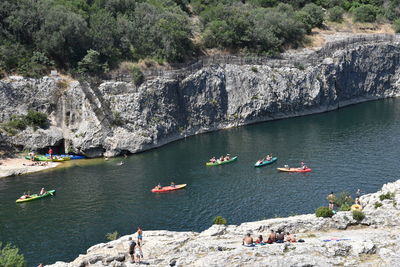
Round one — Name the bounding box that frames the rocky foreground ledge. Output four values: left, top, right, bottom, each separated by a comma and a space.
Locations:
48, 179, 400, 267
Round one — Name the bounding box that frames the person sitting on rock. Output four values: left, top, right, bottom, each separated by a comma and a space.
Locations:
285, 232, 296, 243
242, 233, 254, 246
255, 235, 264, 244
355, 197, 361, 205
267, 230, 276, 244
275, 230, 285, 243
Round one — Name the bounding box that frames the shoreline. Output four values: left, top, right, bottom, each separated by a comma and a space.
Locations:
47, 178, 400, 267
0, 157, 60, 178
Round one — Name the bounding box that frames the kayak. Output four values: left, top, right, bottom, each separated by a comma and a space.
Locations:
24, 155, 51, 161
151, 184, 187, 193
254, 157, 278, 167
277, 167, 312, 173
16, 190, 56, 203
206, 156, 238, 166
51, 157, 71, 162
45, 154, 86, 160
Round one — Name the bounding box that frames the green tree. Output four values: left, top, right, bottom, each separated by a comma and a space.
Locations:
328, 6, 345, 22
353, 4, 377, 22
34, 4, 89, 67
392, 19, 400, 33
296, 3, 325, 33
78, 49, 106, 75
0, 242, 26, 267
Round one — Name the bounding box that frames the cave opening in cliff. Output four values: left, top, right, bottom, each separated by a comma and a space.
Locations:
37, 139, 66, 155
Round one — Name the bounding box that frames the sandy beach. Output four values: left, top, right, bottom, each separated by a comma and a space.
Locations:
0, 157, 60, 178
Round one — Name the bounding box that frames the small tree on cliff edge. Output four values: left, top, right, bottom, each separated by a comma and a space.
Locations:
0, 242, 26, 267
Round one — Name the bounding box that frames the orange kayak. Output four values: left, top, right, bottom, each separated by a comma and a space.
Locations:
277, 167, 312, 173
151, 184, 187, 193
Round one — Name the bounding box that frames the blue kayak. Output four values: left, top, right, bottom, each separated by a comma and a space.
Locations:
45, 154, 86, 160
254, 157, 278, 167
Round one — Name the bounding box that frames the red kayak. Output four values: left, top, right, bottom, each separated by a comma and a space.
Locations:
151, 184, 187, 193
277, 167, 312, 173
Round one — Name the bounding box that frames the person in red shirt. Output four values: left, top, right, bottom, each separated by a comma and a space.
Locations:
48, 148, 53, 159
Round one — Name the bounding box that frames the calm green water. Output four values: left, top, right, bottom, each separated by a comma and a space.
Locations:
1, 98, 400, 266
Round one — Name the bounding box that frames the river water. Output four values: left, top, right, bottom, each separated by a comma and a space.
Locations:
1, 98, 400, 266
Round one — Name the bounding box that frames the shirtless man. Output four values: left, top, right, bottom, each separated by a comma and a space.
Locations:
268, 230, 277, 243
242, 233, 253, 246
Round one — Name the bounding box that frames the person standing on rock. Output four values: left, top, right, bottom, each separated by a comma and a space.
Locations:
137, 226, 143, 245
134, 242, 143, 263
327, 192, 336, 210
128, 237, 136, 263
48, 147, 53, 159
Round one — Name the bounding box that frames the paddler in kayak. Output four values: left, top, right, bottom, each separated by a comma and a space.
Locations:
155, 183, 162, 190
225, 154, 231, 160
209, 157, 216, 163
219, 156, 224, 162
20, 192, 31, 200
170, 182, 175, 188
39, 188, 47, 195
300, 162, 308, 170
265, 154, 272, 161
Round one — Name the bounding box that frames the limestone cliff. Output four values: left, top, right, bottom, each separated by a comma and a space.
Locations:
1, 36, 400, 157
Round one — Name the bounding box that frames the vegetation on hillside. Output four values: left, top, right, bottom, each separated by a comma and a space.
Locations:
0, 0, 399, 77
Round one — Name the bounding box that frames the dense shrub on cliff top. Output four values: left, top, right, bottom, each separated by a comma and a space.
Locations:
213, 216, 228, 225
334, 191, 353, 208
0, 0, 399, 76
0, 242, 26, 267
315, 206, 334, 217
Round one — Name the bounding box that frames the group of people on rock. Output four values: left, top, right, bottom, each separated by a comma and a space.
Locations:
243, 230, 302, 246
209, 154, 231, 163
128, 227, 144, 264
327, 189, 363, 210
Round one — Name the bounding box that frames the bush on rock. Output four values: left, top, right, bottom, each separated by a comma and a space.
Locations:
352, 210, 365, 221
315, 206, 334, 218
213, 216, 228, 225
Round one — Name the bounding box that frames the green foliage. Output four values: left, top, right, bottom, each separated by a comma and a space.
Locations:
251, 66, 258, 72
296, 3, 325, 33
328, 6, 345, 22
352, 210, 365, 221
25, 110, 49, 129
315, 206, 334, 217
78, 49, 107, 75
213, 216, 228, 225
105, 231, 119, 241
334, 191, 353, 208
353, 4, 377, 23
392, 19, 400, 33
112, 111, 123, 126
0, 242, 26, 267
339, 203, 351, 211
379, 192, 395, 201
131, 65, 144, 86
374, 202, 382, 209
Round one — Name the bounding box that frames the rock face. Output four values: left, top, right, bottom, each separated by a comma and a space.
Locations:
46, 179, 400, 267
1, 37, 400, 157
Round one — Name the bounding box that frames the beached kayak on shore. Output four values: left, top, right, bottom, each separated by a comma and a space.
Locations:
16, 190, 56, 203
151, 184, 187, 193
277, 167, 312, 173
206, 156, 238, 166
254, 157, 278, 167
45, 154, 86, 160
